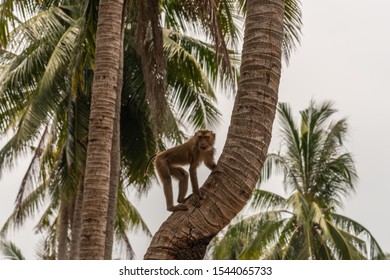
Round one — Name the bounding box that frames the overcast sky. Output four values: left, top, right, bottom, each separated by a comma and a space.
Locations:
1, 0, 390, 259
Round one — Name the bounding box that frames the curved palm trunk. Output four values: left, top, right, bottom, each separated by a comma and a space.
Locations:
144, 0, 285, 259
79, 0, 125, 260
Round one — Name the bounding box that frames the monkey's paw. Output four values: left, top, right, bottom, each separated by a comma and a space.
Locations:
168, 204, 188, 212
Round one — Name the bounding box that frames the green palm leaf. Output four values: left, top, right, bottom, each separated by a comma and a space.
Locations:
330, 213, 385, 259
114, 184, 152, 259
161, 0, 242, 76
251, 189, 288, 211
1, 182, 47, 236
0, 240, 25, 260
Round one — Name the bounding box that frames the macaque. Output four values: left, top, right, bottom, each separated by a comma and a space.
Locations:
145, 130, 217, 212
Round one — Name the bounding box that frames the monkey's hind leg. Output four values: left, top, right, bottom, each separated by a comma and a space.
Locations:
168, 166, 188, 211
156, 159, 187, 212
170, 167, 189, 203
163, 177, 187, 212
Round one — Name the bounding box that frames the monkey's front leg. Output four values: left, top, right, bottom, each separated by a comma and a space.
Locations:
205, 158, 217, 171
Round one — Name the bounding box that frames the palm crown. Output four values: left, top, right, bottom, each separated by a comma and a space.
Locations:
212, 101, 385, 260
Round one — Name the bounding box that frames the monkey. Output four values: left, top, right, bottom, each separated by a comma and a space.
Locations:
145, 130, 217, 212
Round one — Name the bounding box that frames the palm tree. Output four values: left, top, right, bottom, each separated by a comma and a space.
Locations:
78, 0, 125, 260
1, 0, 301, 259
144, 0, 288, 259
0, 0, 240, 258
211, 101, 385, 260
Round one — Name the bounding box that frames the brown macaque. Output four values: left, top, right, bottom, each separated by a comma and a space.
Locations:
145, 130, 217, 212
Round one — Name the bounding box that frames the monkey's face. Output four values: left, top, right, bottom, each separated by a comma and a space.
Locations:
196, 131, 215, 151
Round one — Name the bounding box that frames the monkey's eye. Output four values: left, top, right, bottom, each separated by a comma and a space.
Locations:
205, 136, 209, 140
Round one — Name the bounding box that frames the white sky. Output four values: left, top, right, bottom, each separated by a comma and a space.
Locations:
1, 0, 390, 259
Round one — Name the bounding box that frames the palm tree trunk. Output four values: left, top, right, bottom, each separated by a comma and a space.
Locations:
104, 16, 125, 260
79, 0, 125, 260
69, 176, 84, 259
57, 200, 69, 260
144, 0, 285, 259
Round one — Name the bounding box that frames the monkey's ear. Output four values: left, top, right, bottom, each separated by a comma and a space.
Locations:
213, 132, 216, 138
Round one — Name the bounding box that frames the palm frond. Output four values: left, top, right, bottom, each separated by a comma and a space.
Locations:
34, 212, 58, 260
135, 0, 168, 130
114, 230, 136, 260
0, 86, 63, 179
4, 6, 74, 55
120, 90, 157, 188
164, 30, 216, 99
259, 153, 288, 183
0, 7, 77, 176
277, 102, 304, 190
215, 0, 243, 49
34, 200, 58, 233
212, 211, 290, 260
1, 182, 47, 236
0, 240, 25, 260
251, 189, 287, 211
113, 184, 151, 259
169, 84, 222, 130
330, 213, 385, 259
325, 221, 366, 260
164, 27, 239, 89
14, 125, 49, 214
0, 6, 76, 121
193, 0, 236, 75
264, 218, 298, 260
282, 0, 302, 64
241, 214, 290, 259
161, 0, 242, 77
0, 0, 41, 47
316, 118, 349, 169
212, 216, 256, 259
116, 186, 151, 237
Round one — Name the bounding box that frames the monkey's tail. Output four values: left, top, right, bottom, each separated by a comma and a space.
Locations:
144, 153, 158, 176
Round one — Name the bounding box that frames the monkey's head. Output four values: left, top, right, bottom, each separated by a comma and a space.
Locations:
195, 130, 216, 151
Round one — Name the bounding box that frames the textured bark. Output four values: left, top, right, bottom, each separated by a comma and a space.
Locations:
104, 17, 125, 260
144, 0, 284, 259
80, 0, 125, 260
57, 201, 69, 260
69, 177, 83, 260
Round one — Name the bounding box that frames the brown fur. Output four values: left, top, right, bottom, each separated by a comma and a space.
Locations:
145, 130, 217, 211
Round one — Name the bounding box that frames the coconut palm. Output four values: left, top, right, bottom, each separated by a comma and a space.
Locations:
211, 101, 385, 260
145, 0, 287, 259
0, 0, 240, 259
0, 1, 302, 260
